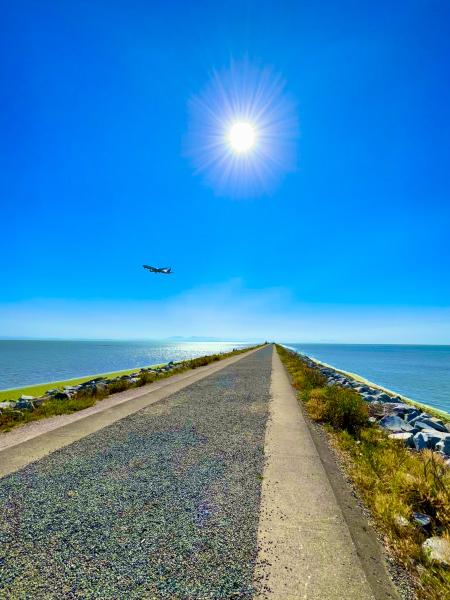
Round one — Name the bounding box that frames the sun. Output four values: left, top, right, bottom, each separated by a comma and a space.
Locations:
186, 60, 297, 196
228, 122, 256, 153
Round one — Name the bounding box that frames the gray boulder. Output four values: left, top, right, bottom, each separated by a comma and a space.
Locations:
388, 432, 414, 447
53, 391, 71, 400
417, 417, 448, 433
355, 385, 370, 393
413, 431, 429, 450
15, 399, 34, 410
435, 436, 450, 455
379, 415, 413, 432
18, 394, 36, 401
413, 429, 449, 450
422, 537, 450, 566
412, 420, 432, 431
405, 409, 421, 422
0, 401, 16, 409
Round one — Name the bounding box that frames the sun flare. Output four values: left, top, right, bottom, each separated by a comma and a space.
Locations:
186, 60, 297, 196
228, 122, 256, 153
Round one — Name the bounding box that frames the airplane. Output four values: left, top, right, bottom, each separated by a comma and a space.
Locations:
143, 265, 173, 274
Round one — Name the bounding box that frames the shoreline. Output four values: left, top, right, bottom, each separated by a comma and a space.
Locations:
0, 362, 169, 401
0, 345, 253, 401
283, 345, 450, 420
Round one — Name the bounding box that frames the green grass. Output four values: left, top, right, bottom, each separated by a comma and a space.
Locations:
0, 345, 261, 432
276, 344, 450, 600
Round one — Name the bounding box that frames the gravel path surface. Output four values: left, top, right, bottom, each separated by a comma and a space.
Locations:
0, 346, 272, 599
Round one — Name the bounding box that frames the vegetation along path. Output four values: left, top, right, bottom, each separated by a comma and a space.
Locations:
0, 345, 396, 598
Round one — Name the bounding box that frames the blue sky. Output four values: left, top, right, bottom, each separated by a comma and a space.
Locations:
1, 1, 450, 342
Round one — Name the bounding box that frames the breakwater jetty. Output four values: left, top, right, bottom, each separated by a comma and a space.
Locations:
0, 345, 415, 598
299, 352, 450, 463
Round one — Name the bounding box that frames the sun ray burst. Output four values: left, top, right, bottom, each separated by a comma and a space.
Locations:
185, 60, 298, 197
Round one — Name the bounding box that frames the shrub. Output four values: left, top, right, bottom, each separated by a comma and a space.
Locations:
137, 372, 157, 386
304, 387, 329, 421
106, 380, 134, 394
306, 385, 368, 433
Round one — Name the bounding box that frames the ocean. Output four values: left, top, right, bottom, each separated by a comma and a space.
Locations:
0, 340, 252, 390
286, 344, 450, 414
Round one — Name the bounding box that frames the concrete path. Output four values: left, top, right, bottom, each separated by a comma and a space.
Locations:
0, 345, 397, 599
254, 348, 386, 600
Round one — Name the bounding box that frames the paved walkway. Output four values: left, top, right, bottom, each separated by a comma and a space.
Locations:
0, 345, 396, 599
255, 349, 377, 600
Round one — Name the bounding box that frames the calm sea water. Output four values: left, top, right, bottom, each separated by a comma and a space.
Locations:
0, 340, 252, 390
286, 344, 450, 414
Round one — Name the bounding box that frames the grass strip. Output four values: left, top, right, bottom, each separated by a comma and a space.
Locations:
276, 344, 450, 600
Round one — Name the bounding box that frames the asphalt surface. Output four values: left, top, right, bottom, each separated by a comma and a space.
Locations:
0, 346, 272, 599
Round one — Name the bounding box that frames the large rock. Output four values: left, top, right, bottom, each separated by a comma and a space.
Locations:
435, 436, 450, 455
412, 420, 432, 431
388, 432, 414, 447
422, 537, 450, 566
405, 409, 421, 422
413, 429, 449, 450
413, 431, 429, 450
18, 395, 35, 401
361, 392, 378, 402
53, 391, 71, 400
0, 401, 16, 409
15, 399, 34, 410
418, 417, 448, 433
379, 415, 413, 432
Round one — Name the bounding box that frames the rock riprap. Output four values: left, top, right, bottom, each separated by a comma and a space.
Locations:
297, 353, 450, 463
0, 364, 180, 417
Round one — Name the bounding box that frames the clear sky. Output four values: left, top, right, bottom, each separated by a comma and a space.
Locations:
1, 1, 450, 342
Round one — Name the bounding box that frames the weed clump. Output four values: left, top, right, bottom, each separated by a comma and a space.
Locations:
306, 385, 368, 433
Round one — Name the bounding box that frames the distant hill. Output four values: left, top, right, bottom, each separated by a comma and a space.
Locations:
165, 336, 262, 343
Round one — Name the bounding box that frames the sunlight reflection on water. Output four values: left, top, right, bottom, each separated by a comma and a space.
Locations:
0, 340, 253, 389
